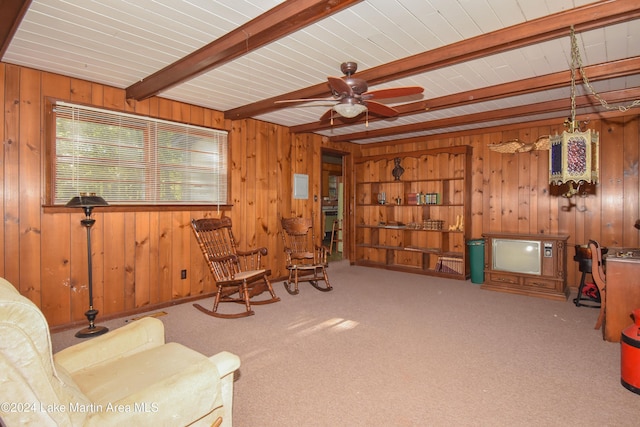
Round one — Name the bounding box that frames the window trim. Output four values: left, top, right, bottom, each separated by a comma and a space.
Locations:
44, 98, 231, 209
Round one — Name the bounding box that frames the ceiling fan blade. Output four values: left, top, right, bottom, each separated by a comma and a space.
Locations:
365, 101, 399, 117
363, 86, 424, 100
327, 76, 353, 97
275, 98, 336, 104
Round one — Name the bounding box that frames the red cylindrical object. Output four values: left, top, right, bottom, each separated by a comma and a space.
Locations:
621, 308, 640, 394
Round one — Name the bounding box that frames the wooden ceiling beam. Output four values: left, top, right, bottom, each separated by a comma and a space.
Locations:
125, 0, 362, 101
289, 56, 640, 134
226, 0, 640, 120
0, 0, 31, 60
328, 87, 640, 142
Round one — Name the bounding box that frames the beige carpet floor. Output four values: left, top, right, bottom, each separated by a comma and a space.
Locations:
52, 260, 640, 426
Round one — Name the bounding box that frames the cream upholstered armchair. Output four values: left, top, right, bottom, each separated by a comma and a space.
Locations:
0, 277, 240, 427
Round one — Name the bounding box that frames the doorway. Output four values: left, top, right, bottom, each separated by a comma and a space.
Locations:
321, 150, 345, 261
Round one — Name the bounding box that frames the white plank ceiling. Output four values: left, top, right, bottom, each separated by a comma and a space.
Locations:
3, 0, 640, 144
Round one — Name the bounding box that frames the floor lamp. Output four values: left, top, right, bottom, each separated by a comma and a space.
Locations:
66, 194, 109, 338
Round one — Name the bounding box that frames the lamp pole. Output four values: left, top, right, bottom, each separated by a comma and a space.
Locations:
76, 209, 108, 337
66, 194, 109, 338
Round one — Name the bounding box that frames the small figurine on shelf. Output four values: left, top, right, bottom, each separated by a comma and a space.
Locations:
448, 215, 464, 231
392, 157, 404, 181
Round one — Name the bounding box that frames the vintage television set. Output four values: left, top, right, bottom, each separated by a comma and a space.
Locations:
492, 238, 542, 275
482, 233, 569, 301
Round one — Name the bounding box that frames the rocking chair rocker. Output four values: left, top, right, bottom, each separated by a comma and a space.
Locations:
280, 217, 332, 295
191, 217, 280, 318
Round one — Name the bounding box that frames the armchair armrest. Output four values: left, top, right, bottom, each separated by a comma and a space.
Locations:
54, 317, 165, 374
210, 350, 240, 377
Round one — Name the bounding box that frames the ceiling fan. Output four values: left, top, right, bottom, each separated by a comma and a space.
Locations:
276, 62, 424, 120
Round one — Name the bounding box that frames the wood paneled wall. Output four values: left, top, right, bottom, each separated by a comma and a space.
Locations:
3, 61, 640, 328
0, 63, 353, 328
358, 114, 640, 291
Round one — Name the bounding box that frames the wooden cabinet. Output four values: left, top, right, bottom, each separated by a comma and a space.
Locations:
354, 146, 471, 279
601, 252, 640, 342
482, 232, 569, 301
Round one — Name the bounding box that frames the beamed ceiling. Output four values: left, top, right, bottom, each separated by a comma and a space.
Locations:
2, 0, 640, 144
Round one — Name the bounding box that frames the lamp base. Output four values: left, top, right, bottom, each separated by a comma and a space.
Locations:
75, 307, 108, 338
75, 324, 109, 338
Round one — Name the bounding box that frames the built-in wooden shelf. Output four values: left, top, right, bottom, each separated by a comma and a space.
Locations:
354, 145, 472, 279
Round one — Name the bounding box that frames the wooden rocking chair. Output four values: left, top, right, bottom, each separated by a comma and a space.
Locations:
191, 217, 280, 318
280, 217, 332, 295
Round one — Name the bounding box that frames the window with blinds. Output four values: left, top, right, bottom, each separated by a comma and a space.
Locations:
51, 101, 228, 206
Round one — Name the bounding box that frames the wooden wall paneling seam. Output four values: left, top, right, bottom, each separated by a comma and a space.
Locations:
69, 78, 92, 104
255, 121, 273, 272
134, 210, 151, 308
622, 116, 639, 248
158, 212, 173, 302
170, 211, 190, 299
501, 133, 519, 232
0, 62, 7, 277
488, 132, 503, 234
312, 134, 322, 246
4, 64, 20, 286
601, 118, 625, 246
19, 67, 41, 302
103, 212, 125, 314
188, 209, 205, 298
148, 211, 161, 304
278, 130, 292, 230
244, 119, 258, 251
124, 211, 136, 309
517, 128, 532, 235
267, 125, 285, 278
469, 135, 484, 240
0, 63, 5, 276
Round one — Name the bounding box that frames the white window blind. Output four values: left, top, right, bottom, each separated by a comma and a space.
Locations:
53, 101, 228, 205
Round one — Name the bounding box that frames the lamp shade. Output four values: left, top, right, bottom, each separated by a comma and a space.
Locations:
333, 99, 367, 118
66, 194, 109, 209
549, 129, 599, 185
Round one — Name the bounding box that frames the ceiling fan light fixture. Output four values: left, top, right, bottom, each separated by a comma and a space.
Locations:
333, 99, 367, 118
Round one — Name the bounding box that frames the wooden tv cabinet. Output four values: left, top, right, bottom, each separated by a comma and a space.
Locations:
482, 233, 569, 301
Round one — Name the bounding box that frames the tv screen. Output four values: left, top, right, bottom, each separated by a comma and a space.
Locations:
492, 238, 541, 275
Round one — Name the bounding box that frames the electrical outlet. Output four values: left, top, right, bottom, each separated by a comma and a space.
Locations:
181, 269, 187, 279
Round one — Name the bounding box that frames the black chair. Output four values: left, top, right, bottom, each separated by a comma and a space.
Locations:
573, 244, 602, 308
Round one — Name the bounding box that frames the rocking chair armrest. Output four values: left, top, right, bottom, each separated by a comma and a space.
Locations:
207, 253, 239, 264
236, 247, 268, 257
316, 244, 330, 255
315, 245, 329, 263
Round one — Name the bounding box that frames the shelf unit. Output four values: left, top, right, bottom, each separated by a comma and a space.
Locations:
354, 146, 471, 279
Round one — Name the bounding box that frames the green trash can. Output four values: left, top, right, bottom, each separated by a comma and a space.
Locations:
467, 239, 485, 284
